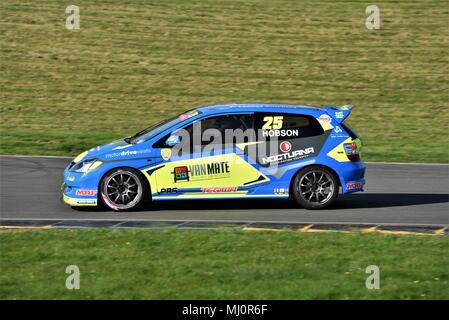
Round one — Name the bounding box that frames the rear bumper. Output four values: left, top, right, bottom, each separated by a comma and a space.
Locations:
337, 161, 366, 194
343, 179, 365, 194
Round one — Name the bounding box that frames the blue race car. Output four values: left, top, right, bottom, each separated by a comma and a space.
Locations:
62, 103, 365, 211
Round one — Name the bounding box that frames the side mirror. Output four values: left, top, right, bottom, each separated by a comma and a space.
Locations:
165, 135, 181, 147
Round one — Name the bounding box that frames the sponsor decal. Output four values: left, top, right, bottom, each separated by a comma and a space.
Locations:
335, 111, 344, 119
161, 148, 171, 161
261, 147, 315, 165
280, 141, 292, 153
116, 150, 137, 156
201, 187, 238, 193
159, 187, 178, 194
105, 149, 152, 159
172, 161, 231, 183
173, 166, 189, 182
262, 116, 283, 130
76, 199, 96, 204
179, 111, 199, 121
346, 182, 364, 189
261, 115, 299, 138
331, 126, 348, 138
75, 189, 97, 196
188, 161, 231, 180
274, 188, 288, 194
318, 114, 332, 123
262, 129, 299, 137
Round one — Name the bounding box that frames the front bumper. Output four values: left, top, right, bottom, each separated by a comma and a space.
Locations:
63, 194, 97, 206
62, 169, 101, 207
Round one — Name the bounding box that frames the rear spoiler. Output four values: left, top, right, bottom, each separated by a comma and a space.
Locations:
322, 105, 353, 123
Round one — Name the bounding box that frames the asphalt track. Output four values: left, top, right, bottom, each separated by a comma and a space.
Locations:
0, 155, 448, 226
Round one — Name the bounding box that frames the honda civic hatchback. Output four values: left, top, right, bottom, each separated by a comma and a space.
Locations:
62, 103, 366, 210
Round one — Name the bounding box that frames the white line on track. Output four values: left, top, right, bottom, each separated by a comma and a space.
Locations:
1, 217, 447, 227
365, 161, 449, 166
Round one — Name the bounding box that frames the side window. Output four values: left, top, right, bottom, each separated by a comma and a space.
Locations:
255, 113, 323, 140
196, 114, 254, 147
197, 114, 253, 144
154, 114, 254, 151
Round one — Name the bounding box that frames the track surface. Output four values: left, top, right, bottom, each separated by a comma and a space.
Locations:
0, 156, 448, 226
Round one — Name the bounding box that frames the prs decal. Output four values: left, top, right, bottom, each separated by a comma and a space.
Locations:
159, 187, 178, 194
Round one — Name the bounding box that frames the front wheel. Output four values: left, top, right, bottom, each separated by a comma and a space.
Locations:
292, 166, 339, 209
100, 168, 149, 211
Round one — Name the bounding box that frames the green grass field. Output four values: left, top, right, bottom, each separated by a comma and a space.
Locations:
0, 0, 448, 162
0, 229, 448, 299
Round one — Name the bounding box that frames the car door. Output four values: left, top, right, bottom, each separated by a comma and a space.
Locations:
151, 113, 265, 198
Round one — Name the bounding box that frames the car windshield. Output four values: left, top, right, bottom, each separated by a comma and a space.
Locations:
128, 109, 200, 144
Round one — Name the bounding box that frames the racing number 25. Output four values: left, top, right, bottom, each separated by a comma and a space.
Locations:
262, 116, 283, 130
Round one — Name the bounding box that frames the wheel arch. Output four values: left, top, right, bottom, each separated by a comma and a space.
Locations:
288, 163, 342, 198
98, 166, 152, 204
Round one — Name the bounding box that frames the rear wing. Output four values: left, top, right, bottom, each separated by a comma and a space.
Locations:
321, 105, 353, 123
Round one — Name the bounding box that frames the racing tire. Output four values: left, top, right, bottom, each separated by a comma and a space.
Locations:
99, 167, 150, 211
292, 165, 339, 210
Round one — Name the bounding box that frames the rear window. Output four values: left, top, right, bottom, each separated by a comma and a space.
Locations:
341, 122, 359, 139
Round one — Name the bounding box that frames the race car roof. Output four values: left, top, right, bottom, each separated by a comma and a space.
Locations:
196, 103, 323, 113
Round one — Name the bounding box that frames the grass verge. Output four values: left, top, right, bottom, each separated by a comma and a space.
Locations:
0, 0, 448, 162
0, 228, 448, 299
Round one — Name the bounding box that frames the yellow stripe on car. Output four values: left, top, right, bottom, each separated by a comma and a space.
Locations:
143, 153, 270, 191
152, 193, 287, 200
326, 137, 352, 162
73, 151, 88, 163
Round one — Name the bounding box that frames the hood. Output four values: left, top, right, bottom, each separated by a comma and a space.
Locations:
73, 138, 157, 163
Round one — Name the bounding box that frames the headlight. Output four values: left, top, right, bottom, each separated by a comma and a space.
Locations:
70, 159, 103, 173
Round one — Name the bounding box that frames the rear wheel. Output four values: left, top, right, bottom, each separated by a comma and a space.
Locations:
100, 168, 149, 211
292, 166, 339, 209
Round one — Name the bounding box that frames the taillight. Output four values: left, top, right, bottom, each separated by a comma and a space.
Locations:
344, 142, 361, 161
